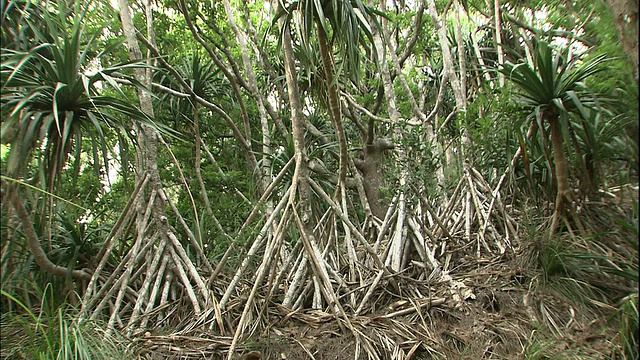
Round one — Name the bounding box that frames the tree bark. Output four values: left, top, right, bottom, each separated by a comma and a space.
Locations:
354, 138, 395, 219
222, 0, 272, 193
361, 0, 402, 219
280, 17, 312, 225
549, 114, 571, 234
317, 23, 348, 186
428, 0, 475, 244
193, 104, 214, 218
117, 0, 166, 233
607, 0, 638, 83
9, 190, 90, 280
427, 0, 465, 108
494, 0, 505, 87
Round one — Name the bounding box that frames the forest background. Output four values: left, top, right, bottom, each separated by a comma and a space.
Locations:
0, 0, 638, 358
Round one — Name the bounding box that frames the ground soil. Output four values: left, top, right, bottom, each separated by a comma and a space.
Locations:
136, 250, 635, 360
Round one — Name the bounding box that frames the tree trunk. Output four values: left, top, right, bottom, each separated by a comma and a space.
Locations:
362, 0, 401, 219
494, 0, 505, 87
549, 115, 571, 233
222, 0, 272, 194
607, 0, 638, 83
429, 0, 473, 243
193, 104, 213, 220
354, 138, 395, 219
79, 0, 213, 330
427, 0, 465, 108
281, 18, 312, 225
117, 0, 165, 230
317, 23, 348, 185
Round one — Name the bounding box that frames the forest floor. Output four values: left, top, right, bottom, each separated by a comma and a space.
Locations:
134, 186, 638, 360
136, 255, 634, 360
1, 188, 636, 360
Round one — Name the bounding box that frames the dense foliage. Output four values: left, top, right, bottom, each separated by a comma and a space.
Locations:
1, 0, 637, 358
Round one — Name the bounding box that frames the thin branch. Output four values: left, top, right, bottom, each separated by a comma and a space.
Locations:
8, 190, 91, 280
134, 33, 254, 154
504, 13, 595, 46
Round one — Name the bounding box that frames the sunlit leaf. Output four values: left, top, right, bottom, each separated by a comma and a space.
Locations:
1, 0, 167, 188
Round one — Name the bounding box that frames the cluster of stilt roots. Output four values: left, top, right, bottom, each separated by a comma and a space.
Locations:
77, 148, 596, 359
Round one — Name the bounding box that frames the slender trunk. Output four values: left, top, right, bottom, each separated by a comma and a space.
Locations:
375, 0, 412, 270
354, 138, 395, 219
193, 104, 213, 218
317, 24, 348, 185
281, 19, 312, 224
549, 115, 571, 233
454, 0, 470, 154
118, 0, 164, 233
453, 3, 473, 248
455, 0, 467, 106
495, 0, 505, 87
360, 0, 400, 218
221, 0, 272, 213
427, 0, 464, 107
429, 0, 474, 243
607, 0, 638, 83
470, 17, 493, 84
177, 0, 262, 180
454, 0, 471, 173
102, 0, 211, 328
222, 0, 271, 191
240, 3, 289, 131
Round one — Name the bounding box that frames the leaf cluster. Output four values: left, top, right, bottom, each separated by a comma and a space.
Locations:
0, 0, 159, 190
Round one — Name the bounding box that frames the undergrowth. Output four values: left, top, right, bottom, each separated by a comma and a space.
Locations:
524, 198, 639, 359
0, 284, 132, 360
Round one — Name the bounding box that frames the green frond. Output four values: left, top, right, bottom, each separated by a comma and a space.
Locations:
0, 0, 167, 188
501, 61, 548, 104
562, 55, 609, 93
500, 37, 611, 121
271, 0, 379, 84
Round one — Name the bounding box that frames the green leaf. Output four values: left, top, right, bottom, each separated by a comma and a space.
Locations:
100, 73, 123, 96
52, 82, 67, 135
551, 97, 566, 113
565, 90, 588, 120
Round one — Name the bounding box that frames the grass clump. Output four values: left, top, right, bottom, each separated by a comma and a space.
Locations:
1, 284, 131, 360
522, 195, 639, 359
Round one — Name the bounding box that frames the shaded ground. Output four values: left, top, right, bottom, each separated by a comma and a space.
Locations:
134, 247, 637, 360
2, 188, 637, 360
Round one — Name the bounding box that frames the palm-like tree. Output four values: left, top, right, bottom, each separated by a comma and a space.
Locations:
276, 0, 378, 185
1, 0, 159, 279
500, 39, 609, 234
1, 0, 154, 189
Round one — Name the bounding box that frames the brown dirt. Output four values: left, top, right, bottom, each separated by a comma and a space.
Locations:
134, 252, 635, 360
132, 192, 639, 360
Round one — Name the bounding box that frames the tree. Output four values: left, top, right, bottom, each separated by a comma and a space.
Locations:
1, 0, 153, 280
500, 39, 609, 235
606, 0, 638, 83
277, 0, 376, 186
77, 0, 214, 333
